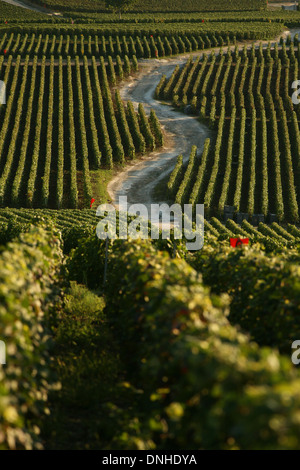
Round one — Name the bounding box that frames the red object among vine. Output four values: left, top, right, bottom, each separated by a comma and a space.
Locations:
230, 238, 249, 248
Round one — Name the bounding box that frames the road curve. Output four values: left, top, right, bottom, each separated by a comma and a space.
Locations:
108, 28, 300, 213
108, 57, 214, 216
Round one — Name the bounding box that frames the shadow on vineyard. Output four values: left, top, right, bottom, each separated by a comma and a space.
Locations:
43, 283, 136, 450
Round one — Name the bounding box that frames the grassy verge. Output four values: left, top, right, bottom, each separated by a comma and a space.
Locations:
90, 168, 115, 206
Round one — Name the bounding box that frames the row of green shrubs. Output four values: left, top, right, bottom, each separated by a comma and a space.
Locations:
0, 221, 94, 255
0, 227, 63, 449
189, 241, 300, 355
66, 235, 300, 449
107, 239, 300, 449
2, 222, 300, 449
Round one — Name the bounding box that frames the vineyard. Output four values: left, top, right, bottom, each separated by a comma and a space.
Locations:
62, 11, 300, 24
0, 31, 243, 58
1, 0, 300, 453
0, 23, 285, 39
28, 0, 268, 13
3, 2, 300, 26
1, 216, 300, 450
161, 39, 300, 222
0, 208, 299, 251
0, 50, 163, 208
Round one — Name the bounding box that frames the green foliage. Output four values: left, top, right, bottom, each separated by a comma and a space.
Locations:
138, 103, 156, 151
3, 1, 300, 452
189, 138, 210, 208
105, 0, 138, 18
0, 210, 97, 253
126, 101, 146, 154
25, 0, 268, 13
160, 43, 300, 222
115, 89, 136, 159
189, 242, 300, 354
149, 109, 164, 147
0, 226, 63, 449
0, 47, 162, 207
167, 154, 183, 197
44, 281, 136, 450
175, 145, 197, 205
0, 208, 299, 251
65, 235, 107, 289
102, 238, 300, 450
64, 281, 104, 320
0, 213, 300, 450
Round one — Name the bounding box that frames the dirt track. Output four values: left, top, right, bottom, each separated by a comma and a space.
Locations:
108, 58, 214, 217
107, 28, 300, 214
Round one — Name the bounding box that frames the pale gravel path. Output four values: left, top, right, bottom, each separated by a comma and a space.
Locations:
107, 28, 300, 215
108, 57, 214, 218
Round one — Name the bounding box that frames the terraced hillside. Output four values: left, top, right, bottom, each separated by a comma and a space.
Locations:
29, 0, 268, 13
161, 40, 300, 222
0, 50, 163, 208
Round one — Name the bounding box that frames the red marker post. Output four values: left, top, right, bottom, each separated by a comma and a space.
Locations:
90, 198, 95, 208
230, 237, 249, 248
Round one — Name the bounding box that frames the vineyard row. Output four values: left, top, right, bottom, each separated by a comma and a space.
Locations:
161, 43, 300, 222
0, 55, 163, 209
0, 31, 275, 59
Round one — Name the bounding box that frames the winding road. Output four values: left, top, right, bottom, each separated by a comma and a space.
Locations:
108, 28, 300, 214
0, 0, 61, 15
108, 58, 214, 216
